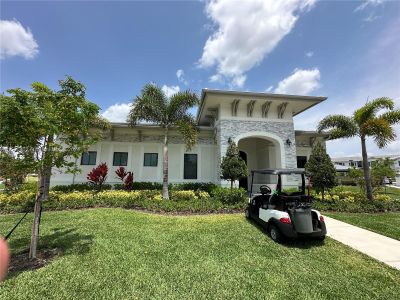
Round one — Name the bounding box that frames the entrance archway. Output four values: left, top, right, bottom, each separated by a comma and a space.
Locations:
235, 132, 284, 191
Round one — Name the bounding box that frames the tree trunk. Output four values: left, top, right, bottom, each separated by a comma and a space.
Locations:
29, 135, 53, 259
230, 180, 233, 190
162, 128, 169, 200
29, 164, 51, 258
322, 188, 325, 201
361, 135, 373, 201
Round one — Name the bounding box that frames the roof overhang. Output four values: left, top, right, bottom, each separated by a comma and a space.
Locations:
197, 89, 327, 125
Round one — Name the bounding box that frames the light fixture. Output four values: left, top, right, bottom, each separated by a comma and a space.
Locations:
286, 139, 292, 146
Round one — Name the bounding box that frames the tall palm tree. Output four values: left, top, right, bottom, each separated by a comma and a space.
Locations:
318, 97, 400, 201
128, 84, 199, 199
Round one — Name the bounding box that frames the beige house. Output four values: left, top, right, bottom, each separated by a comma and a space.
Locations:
52, 89, 328, 189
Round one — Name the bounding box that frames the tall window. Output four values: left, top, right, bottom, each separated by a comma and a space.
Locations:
296, 156, 307, 168
81, 151, 97, 165
184, 154, 197, 179
144, 153, 158, 167
113, 152, 128, 166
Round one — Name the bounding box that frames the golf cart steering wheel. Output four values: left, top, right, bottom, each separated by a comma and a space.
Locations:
260, 185, 271, 195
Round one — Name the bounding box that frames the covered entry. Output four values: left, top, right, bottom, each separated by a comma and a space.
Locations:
236, 133, 283, 191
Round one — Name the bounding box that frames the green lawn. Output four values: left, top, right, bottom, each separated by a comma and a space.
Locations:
326, 212, 400, 240
1, 209, 399, 299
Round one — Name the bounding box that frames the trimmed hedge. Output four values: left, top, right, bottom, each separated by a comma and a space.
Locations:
0, 188, 247, 214
53, 182, 218, 193
51, 183, 113, 192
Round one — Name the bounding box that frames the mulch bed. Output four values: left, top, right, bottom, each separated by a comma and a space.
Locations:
8, 248, 61, 273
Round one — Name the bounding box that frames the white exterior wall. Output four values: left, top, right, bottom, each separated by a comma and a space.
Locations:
51, 127, 218, 186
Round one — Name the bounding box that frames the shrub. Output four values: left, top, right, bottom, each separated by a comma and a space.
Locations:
115, 167, 134, 191
171, 190, 198, 201
210, 187, 247, 205
52, 183, 112, 192
0, 189, 246, 214
170, 182, 217, 194
87, 163, 108, 192
20, 181, 38, 192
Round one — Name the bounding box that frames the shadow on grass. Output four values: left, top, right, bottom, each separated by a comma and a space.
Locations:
6, 227, 93, 280
245, 217, 325, 249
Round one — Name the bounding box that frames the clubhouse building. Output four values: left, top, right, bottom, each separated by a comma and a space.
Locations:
52, 89, 328, 189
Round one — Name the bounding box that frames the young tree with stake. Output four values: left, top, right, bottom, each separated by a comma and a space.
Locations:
0, 77, 109, 258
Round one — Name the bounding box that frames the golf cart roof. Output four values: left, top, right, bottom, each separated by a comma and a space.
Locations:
251, 168, 306, 175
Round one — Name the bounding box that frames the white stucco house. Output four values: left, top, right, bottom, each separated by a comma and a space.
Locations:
52, 89, 328, 189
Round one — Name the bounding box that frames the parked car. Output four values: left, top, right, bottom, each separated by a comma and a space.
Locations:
245, 168, 326, 242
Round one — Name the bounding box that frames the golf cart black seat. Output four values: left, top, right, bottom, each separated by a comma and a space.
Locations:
269, 194, 284, 211
252, 195, 269, 208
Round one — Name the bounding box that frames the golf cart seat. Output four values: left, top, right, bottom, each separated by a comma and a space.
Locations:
269, 194, 284, 211
252, 194, 269, 209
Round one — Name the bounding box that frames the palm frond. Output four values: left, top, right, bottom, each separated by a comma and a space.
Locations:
317, 115, 358, 139
128, 84, 167, 125
379, 109, 400, 125
176, 115, 198, 151
362, 118, 396, 148
353, 97, 394, 125
167, 91, 199, 123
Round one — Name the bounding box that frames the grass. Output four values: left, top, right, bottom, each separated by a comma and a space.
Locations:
325, 212, 400, 240
1, 209, 399, 299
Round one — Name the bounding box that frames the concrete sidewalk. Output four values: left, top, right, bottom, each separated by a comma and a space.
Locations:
324, 216, 400, 270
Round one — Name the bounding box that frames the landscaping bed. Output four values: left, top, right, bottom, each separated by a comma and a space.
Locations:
312, 185, 400, 213
1, 208, 399, 299
0, 188, 248, 214
325, 212, 400, 241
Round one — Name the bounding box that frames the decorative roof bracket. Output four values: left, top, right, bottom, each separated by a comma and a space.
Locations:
277, 102, 288, 119
261, 101, 272, 118
231, 99, 240, 116
247, 100, 256, 117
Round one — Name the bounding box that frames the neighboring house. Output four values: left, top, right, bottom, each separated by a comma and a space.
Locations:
52, 89, 328, 189
332, 155, 400, 174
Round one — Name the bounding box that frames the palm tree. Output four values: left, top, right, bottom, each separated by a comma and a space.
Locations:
318, 97, 400, 201
128, 84, 199, 199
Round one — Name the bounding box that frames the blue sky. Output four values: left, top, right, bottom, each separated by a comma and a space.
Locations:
1, 0, 399, 157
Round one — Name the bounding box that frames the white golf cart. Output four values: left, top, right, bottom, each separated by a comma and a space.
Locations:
245, 168, 326, 242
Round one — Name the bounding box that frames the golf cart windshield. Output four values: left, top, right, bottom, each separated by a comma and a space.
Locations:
250, 169, 307, 196
279, 174, 304, 195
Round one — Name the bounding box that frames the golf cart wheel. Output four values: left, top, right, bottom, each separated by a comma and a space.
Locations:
315, 235, 326, 242
268, 224, 284, 243
245, 208, 250, 219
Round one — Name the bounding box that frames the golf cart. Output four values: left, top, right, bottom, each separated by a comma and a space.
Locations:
245, 168, 326, 242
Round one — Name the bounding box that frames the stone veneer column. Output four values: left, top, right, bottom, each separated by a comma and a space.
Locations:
216, 119, 297, 185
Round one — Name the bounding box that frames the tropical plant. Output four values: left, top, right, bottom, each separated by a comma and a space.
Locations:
305, 141, 337, 200
115, 166, 134, 191
128, 83, 199, 199
0, 76, 109, 258
220, 139, 248, 189
318, 97, 400, 201
87, 163, 109, 192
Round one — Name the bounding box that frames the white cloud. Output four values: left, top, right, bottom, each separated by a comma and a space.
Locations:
305, 51, 314, 57
0, 19, 39, 59
198, 0, 316, 87
274, 68, 320, 95
176, 69, 188, 85
363, 13, 380, 22
161, 85, 180, 98
102, 103, 132, 122
354, 0, 384, 12
265, 85, 274, 92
